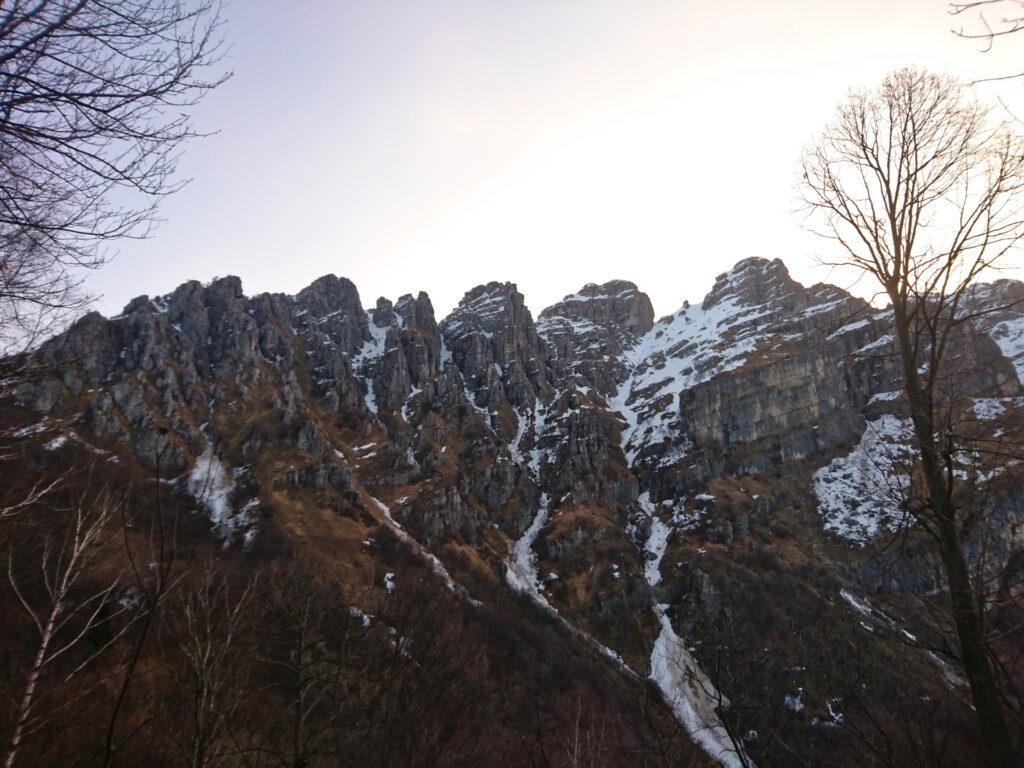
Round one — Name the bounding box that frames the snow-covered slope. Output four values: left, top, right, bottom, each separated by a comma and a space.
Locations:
609, 258, 871, 467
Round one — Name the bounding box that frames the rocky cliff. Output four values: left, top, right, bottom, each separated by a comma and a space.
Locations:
4, 256, 1023, 767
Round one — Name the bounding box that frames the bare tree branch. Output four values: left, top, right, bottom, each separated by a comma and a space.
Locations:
0, 0, 229, 357
800, 67, 1024, 766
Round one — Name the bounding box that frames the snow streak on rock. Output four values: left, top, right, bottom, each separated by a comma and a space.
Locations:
650, 605, 746, 768
508, 398, 555, 598
637, 491, 674, 586
352, 309, 390, 367
350, 309, 396, 414
502, 398, 636, 675
187, 434, 254, 546
506, 492, 551, 600
639, 496, 749, 767
370, 497, 479, 605
505, 496, 636, 676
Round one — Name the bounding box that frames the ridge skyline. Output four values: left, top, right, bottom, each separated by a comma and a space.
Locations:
96, 255, 902, 330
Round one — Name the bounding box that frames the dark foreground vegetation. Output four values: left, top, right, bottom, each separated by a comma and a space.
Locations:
0, 451, 706, 768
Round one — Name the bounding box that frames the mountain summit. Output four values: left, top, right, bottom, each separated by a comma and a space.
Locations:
4, 257, 1023, 766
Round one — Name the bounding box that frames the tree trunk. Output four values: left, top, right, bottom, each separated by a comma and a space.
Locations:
894, 312, 1017, 766
4, 606, 57, 768
937, 519, 1015, 766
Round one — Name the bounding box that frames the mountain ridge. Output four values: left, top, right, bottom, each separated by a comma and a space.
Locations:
4, 256, 1024, 766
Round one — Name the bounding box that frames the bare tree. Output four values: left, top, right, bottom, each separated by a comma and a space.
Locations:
2, 485, 127, 768
255, 560, 365, 768
952, 1, 1024, 51
100, 471, 180, 767
562, 695, 617, 768
0, 469, 68, 521
164, 562, 257, 768
0, 0, 229, 355
950, 0, 1024, 94
801, 67, 1024, 765
361, 576, 486, 768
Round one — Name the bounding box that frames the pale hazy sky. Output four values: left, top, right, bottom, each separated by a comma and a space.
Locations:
90, 0, 1024, 321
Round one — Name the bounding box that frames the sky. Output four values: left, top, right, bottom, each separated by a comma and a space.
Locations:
90, 0, 1024, 322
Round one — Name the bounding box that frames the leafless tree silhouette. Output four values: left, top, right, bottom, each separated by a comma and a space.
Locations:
952, 1, 1024, 52
3, 485, 127, 768
801, 67, 1024, 766
0, 0, 229, 355
164, 562, 257, 768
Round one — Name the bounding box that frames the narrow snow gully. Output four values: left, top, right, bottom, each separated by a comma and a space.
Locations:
369, 496, 481, 607
505, 492, 551, 601
504, 400, 634, 675
506, 398, 555, 602
505, 413, 749, 766
640, 495, 749, 768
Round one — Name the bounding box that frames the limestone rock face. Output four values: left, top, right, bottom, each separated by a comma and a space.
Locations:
701, 256, 801, 311
965, 278, 1024, 384
7, 256, 1024, 768
14, 256, 1023, 534
542, 280, 654, 338
678, 353, 869, 473
363, 293, 442, 414
540, 387, 635, 506
295, 274, 370, 357
440, 282, 553, 409
538, 280, 654, 395
14, 272, 380, 470
14, 257, 1024, 526
32, 311, 121, 395
612, 259, 875, 470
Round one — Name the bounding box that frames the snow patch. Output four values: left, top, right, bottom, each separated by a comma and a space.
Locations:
650, 605, 746, 768
971, 397, 1024, 420
988, 316, 1024, 384
827, 318, 870, 339
12, 421, 48, 438
363, 378, 378, 414
401, 387, 422, 421
854, 334, 893, 356
812, 415, 914, 545
187, 437, 254, 546
868, 390, 901, 404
